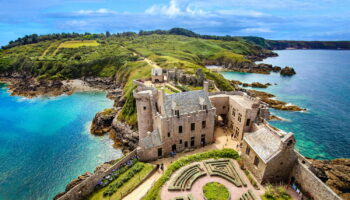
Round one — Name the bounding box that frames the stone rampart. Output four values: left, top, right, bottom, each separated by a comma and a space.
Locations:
291, 151, 342, 200
57, 150, 137, 200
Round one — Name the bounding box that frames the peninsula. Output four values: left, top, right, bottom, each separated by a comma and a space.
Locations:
0, 28, 349, 200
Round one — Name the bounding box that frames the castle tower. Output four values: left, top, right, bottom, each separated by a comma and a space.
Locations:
134, 90, 154, 140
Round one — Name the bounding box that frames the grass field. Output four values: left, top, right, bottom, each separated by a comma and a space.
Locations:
88, 162, 154, 200
59, 40, 100, 48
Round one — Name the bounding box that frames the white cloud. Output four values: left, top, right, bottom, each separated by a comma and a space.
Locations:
74, 8, 117, 16
241, 27, 273, 33
145, 0, 180, 17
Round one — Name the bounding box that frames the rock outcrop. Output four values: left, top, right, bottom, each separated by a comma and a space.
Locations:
90, 107, 139, 153
90, 108, 117, 136
54, 172, 93, 200
110, 118, 139, 154
0, 77, 72, 98
245, 89, 306, 112
310, 159, 350, 200
242, 82, 271, 88
280, 66, 296, 76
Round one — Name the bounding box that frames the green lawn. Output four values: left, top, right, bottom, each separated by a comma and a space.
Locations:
203, 182, 230, 200
88, 162, 154, 200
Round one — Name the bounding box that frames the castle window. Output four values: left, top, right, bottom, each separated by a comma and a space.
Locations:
246, 146, 251, 155
191, 137, 195, 147
158, 148, 162, 157
203, 105, 207, 110
232, 109, 236, 117
287, 140, 294, 146
223, 106, 226, 109
179, 126, 183, 133
235, 127, 239, 138
175, 110, 180, 118
246, 119, 251, 126
254, 156, 259, 167
238, 113, 242, 122
179, 139, 182, 144
191, 123, 195, 131
168, 132, 170, 137
155, 102, 159, 113
202, 121, 206, 128
143, 106, 146, 110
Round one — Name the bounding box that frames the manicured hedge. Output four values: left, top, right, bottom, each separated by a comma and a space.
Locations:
103, 162, 145, 197
142, 149, 239, 200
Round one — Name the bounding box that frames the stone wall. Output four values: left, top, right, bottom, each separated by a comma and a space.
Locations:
57, 150, 137, 200
291, 151, 342, 200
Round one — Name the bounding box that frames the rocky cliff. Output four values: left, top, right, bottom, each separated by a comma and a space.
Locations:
310, 159, 350, 200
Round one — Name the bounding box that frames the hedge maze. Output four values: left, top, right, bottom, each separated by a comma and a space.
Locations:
204, 159, 246, 187
172, 194, 196, 200
239, 190, 257, 200
168, 164, 207, 191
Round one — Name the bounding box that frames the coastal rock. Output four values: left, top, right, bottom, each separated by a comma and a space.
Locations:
246, 89, 306, 112
1, 77, 72, 98
53, 172, 93, 200
242, 82, 270, 88
269, 115, 284, 121
90, 108, 117, 136
83, 76, 117, 90
310, 159, 350, 200
280, 66, 296, 76
110, 118, 139, 153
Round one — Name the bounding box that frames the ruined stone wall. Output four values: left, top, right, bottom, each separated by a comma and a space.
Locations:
291, 152, 342, 200
57, 150, 137, 200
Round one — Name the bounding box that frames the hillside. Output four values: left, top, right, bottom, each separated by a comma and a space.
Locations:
0, 33, 275, 126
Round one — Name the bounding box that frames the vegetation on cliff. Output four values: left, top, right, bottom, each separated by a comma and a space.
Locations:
1, 30, 274, 125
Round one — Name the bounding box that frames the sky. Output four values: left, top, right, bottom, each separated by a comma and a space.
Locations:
1, 0, 350, 45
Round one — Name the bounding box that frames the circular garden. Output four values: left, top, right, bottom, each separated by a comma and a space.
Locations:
203, 182, 230, 200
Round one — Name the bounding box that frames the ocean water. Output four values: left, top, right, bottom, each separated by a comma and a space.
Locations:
0, 85, 122, 200
220, 50, 350, 160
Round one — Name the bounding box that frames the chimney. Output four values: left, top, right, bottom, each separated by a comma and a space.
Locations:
203, 81, 209, 95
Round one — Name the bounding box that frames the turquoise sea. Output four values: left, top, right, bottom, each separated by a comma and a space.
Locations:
220, 50, 350, 160
0, 86, 122, 200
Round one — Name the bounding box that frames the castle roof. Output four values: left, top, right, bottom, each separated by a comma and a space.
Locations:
151, 68, 163, 76
139, 129, 162, 149
244, 125, 283, 163
163, 90, 213, 116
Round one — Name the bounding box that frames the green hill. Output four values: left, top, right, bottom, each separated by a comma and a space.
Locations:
0, 33, 274, 125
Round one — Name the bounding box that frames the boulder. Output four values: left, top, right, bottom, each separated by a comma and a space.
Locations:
280, 66, 296, 76
90, 108, 117, 136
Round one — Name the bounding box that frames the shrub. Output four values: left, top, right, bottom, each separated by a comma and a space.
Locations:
261, 185, 292, 200
142, 149, 239, 200
103, 162, 145, 197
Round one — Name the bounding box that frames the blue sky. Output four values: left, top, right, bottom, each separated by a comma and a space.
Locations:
1, 0, 350, 45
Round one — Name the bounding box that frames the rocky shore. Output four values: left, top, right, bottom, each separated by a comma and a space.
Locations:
54, 159, 118, 200
245, 89, 306, 112
90, 107, 138, 154
230, 80, 272, 88
310, 158, 350, 199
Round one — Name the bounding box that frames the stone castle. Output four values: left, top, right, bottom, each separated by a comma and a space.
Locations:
133, 68, 297, 184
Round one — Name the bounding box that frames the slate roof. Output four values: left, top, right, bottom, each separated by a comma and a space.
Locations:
244, 126, 282, 163
139, 129, 162, 150
163, 90, 213, 116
